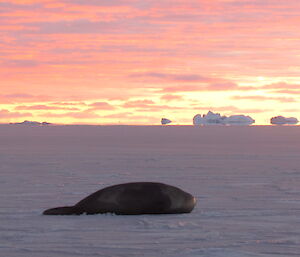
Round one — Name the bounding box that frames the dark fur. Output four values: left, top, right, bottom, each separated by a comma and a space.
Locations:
43, 182, 196, 215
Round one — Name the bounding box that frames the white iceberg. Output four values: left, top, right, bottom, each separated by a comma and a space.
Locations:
225, 115, 255, 125
270, 116, 298, 125
192, 114, 204, 125
193, 111, 255, 126
193, 111, 225, 125
11, 120, 51, 126
161, 118, 172, 125
203, 111, 227, 124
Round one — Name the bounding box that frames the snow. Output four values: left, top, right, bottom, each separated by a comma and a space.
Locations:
0, 125, 299, 257
193, 111, 255, 125
271, 116, 299, 125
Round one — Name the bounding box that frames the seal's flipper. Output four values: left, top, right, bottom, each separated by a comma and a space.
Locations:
43, 206, 83, 215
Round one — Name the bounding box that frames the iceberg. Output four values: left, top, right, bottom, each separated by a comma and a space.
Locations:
161, 118, 172, 125
225, 115, 255, 125
270, 116, 298, 125
193, 111, 225, 125
11, 120, 51, 126
193, 111, 255, 126
193, 114, 204, 125
203, 111, 226, 124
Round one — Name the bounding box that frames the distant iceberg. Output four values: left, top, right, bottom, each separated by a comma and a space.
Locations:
11, 120, 51, 126
161, 118, 172, 125
203, 111, 227, 124
270, 116, 298, 125
225, 115, 255, 125
193, 111, 255, 126
193, 114, 204, 125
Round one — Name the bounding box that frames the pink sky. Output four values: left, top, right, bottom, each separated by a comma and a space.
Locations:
0, 0, 299, 124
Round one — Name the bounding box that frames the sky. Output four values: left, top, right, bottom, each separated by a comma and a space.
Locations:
1, 0, 300, 125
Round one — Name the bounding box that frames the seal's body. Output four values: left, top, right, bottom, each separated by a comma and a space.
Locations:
43, 182, 196, 215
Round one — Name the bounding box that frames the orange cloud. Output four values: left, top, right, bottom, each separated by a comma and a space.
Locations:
194, 106, 271, 114
1, 0, 300, 124
231, 95, 296, 103
160, 83, 251, 93
0, 94, 54, 104
88, 102, 116, 110
262, 82, 300, 90
103, 112, 160, 124
15, 104, 80, 110
160, 94, 183, 101
283, 108, 300, 112
0, 109, 32, 118
273, 90, 300, 95
130, 72, 211, 82
122, 99, 188, 112
50, 101, 88, 106
122, 99, 155, 108
39, 110, 100, 119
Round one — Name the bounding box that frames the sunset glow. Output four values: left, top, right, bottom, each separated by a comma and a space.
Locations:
1, 0, 300, 125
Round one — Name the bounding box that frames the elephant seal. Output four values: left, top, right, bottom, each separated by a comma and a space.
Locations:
43, 182, 196, 215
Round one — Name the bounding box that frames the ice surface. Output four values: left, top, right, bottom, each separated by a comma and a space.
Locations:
0, 125, 299, 257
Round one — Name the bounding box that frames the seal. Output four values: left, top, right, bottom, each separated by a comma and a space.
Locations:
43, 182, 196, 215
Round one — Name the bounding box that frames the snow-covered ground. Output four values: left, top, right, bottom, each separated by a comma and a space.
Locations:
0, 125, 299, 257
